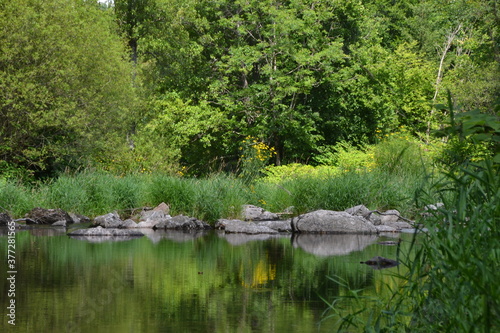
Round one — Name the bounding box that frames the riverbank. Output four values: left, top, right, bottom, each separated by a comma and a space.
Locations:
0, 168, 427, 223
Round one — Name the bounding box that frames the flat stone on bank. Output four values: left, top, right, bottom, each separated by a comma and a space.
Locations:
216, 219, 278, 234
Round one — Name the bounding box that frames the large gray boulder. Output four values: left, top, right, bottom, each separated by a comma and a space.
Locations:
291, 210, 377, 234
216, 219, 278, 234
92, 212, 123, 228
25, 207, 73, 225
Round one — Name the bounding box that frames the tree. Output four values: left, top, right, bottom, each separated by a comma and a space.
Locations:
203, 0, 347, 165
0, 0, 136, 178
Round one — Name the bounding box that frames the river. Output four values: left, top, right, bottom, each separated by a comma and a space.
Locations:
0, 226, 413, 332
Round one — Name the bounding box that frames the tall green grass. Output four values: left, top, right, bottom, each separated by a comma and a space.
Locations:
322, 97, 500, 332
0, 168, 427, 223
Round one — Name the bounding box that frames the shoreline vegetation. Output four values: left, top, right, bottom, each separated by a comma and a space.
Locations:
1, 0, 499, 330
1, 126, 437, 222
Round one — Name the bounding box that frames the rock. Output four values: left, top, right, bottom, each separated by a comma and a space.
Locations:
345, 204, 371, 216
153, 202, 170, 214
153, 215, 211, 230
242, 205, 279, 221
368, 213, 382, 226
345, 205, 381, 225
0, 212, 12, 226
25, 207, 73, 225
69, 213, 91, 224
92, 212, 123, 228
52, 220, 67, 227
140, 209, 168, 222
256, 220, 292, 232
120, 219, 138, 228
360, 256, 399, 269
68, 226, 144, 237
215, 219, 278, 234
136, 220, 162, 228
292, 210, 377, 234
380, 209, 401, 224
382, 221, 413, 230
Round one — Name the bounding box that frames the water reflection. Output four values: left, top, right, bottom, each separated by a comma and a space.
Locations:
69, 235, 142, 243
0, 227, 411, 333
292, 234, 378, 256
218, 231, 289, 245
141, 229, 209, 243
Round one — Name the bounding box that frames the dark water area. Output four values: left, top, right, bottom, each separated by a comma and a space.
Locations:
0, 226, 412, 333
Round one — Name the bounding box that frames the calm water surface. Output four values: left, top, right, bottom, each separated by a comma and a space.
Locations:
0, 226, 412, 333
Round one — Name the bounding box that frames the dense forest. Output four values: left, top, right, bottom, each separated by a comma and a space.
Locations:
1, 0, 499, 179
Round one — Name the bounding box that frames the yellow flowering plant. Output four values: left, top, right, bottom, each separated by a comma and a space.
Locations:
239, 136, 275, 182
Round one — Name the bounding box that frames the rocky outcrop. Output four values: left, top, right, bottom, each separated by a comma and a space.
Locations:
92, 206, 210, 230
292, 210, 377, 234
25, 207, 74, 225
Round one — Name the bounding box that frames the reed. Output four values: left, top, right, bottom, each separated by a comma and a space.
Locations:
322, 96, 500, 332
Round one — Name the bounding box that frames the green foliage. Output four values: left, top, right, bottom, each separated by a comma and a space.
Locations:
435, 99, 500, 166
372, 127, 431, 177
314, 141, 375, 172
262, 163, 338, 183
0, 0, 137, 179
322, 96, 500, 332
